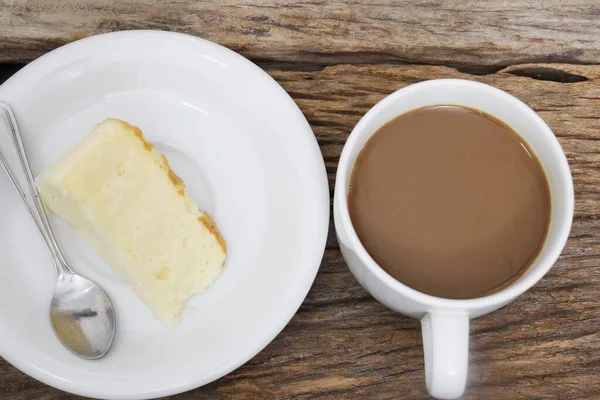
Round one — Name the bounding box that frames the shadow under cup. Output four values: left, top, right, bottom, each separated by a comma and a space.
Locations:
334, 79, 574, 399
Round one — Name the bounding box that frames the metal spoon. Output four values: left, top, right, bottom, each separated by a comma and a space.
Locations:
0, 103, 116, 359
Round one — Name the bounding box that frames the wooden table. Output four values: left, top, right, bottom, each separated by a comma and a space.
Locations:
1, 1, 599, 399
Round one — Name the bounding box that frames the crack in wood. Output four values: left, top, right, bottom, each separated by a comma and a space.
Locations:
455, 65, 505, 76
505, 67, 589, 83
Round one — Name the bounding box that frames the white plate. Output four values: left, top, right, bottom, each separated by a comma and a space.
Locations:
0, 31, 329, 399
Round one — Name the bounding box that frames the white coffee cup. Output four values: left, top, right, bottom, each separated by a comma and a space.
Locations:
333, 79, 574, 399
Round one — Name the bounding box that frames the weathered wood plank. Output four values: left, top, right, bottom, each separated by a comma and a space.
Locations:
0, 0, 599, 65
0, 62, 598, 399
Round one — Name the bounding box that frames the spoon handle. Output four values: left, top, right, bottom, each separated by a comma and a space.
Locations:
0, 103, 72, 275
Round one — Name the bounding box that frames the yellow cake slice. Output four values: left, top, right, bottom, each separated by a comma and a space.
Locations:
36, 119, 226, 324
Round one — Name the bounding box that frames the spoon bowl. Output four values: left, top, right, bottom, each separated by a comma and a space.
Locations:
51, 272, 116, 359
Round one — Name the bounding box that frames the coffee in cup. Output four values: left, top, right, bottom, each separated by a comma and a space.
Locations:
347, 105, 551, 300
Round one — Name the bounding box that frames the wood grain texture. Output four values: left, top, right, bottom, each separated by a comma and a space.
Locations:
0, 0, 599, 66
1, 1, 599, 399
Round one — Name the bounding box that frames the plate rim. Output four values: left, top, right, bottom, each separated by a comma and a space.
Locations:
0, 30, 330, 399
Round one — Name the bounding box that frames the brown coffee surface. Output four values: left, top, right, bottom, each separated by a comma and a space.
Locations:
348, 106, 551, 299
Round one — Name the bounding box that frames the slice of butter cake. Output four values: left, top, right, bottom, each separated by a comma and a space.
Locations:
36, 119, 226, 324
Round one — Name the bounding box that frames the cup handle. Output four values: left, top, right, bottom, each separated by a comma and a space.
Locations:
421, 311, 469, 399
